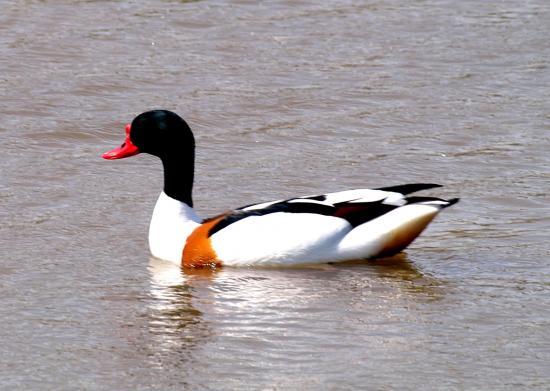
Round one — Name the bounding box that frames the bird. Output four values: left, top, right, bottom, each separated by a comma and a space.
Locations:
103, 110, 458, 268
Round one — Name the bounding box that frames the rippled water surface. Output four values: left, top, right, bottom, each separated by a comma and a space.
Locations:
1, 0, 549, 389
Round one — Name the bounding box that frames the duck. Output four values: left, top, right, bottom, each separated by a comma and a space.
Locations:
103, 110, 458, 268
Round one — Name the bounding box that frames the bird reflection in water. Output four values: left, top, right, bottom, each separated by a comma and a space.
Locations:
327, 253, 445, 299
146, 257, 218, 365
145, 253, 444, 370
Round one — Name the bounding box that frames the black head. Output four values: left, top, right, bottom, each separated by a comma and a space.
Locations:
103, 110, 195, 161
130, 110, 195, 159
102, 110, 196, 205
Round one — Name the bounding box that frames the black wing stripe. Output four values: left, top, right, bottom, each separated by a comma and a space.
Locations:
375, 183, 442, 195
303, 194, 327, 201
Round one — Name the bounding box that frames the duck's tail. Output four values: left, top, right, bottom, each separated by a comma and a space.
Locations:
337, 198, 456, 260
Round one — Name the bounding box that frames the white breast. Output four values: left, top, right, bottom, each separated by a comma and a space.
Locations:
148, 192, 201, 264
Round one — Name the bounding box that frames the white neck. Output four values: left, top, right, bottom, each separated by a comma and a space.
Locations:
148, 192, 201, 264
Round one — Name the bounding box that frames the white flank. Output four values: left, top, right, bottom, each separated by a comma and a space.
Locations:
148, 192, 201, 264
210, 212, 351, 266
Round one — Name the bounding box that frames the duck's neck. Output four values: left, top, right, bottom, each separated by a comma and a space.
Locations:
149, 191, 201, 264
161, 152, 194, 207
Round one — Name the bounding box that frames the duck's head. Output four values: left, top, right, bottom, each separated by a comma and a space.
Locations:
102, 110, 194, 160
103, 110, 196, 205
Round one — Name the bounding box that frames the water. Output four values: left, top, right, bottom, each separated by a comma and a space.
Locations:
1, 0, 549, 389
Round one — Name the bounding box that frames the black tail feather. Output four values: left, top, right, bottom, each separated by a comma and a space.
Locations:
443, 198, 460, 208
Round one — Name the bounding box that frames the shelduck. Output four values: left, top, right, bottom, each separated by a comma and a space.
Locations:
103, 110, 458, 267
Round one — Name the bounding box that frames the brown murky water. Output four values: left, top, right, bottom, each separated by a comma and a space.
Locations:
1, 0, 549, 389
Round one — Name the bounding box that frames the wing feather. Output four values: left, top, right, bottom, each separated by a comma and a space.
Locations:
210, 184, 457, 237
